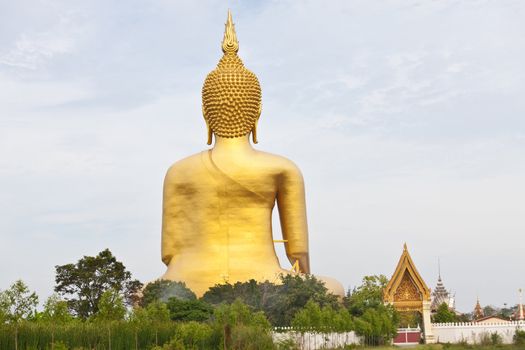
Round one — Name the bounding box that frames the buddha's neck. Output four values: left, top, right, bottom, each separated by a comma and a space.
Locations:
212, 135, 254, 157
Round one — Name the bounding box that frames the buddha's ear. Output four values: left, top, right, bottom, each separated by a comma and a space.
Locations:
203, 106, 213, 145
252, 103, 261, 144
252, 119, 259, 144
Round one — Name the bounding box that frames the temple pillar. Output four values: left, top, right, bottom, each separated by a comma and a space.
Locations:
422, 300, 435, 344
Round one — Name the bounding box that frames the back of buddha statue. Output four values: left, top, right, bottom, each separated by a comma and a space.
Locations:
159, 11, 343, 297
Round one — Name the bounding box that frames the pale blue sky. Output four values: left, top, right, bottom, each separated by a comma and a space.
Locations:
1, 0, 524, 312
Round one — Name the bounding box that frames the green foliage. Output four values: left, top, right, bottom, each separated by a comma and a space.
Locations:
433, 302, 457, 323
130, 301, 171, 324
41, 294, 74, 324
91, 289, 127, 322
398, 310, 421, 328
229, 324, 276, 350
203, 279, 263, 306
54, 248, 142, 319
0, 321, 179, 350
344, 275, 388, 317
212, 299, 273, 349
166, 298, 213, 322
213, 299, 271, 330
155, 337, 185, 350
52, 340, 69, 350
275, 338, 300, 350
514, 329, 525, 345
490, 331, 503, 345
0, 280, 39, 323
353, 306, 398, 345
291, 300, 353, 332
270, 274, 340, 326
171, 321, 217, 349
483, 305, 497, 316
141, 280, 196, 307
203, 275, 340, 326
344, 275, 398, 345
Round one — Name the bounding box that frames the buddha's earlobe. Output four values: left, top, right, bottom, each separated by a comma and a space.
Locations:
203, 106, 213, 145
207, 124, 213, 145
252, 122, 258, 144
252, 104, 261, 144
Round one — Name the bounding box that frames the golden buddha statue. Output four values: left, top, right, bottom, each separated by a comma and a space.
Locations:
160, 11, 344, 297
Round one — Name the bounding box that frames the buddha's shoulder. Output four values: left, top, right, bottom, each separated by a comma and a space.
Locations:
253, 151, 303, 175
164, 152, 207, 179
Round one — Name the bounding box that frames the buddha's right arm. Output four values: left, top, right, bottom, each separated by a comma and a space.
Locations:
277, 162, 310, 274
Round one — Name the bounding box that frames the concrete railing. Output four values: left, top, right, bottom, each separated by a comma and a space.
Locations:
431, 320, 525, 344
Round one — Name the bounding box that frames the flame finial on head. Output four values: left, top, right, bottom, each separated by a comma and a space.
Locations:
202, 10, 261, 144
222, 10, 239, 54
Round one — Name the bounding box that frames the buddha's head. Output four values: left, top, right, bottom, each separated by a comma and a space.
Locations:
202, 10, 262, 145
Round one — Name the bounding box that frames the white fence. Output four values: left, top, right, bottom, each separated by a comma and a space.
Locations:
273, 328, 360, 350
432, 321, 525, 344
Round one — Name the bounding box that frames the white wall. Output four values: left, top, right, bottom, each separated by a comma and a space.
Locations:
273, 329, 360, 349
432, 321, 525, 344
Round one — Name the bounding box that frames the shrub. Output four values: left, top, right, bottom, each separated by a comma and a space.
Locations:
230, 324, 275, 350
276, 338, 299, 350
514, 329, 525, 345
175, 321, 217, 349
478, 331, 491, 346
490, 331, 502, 345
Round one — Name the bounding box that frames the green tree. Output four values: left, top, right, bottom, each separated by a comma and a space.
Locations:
0, 293, 7, 324
344, 275, 398, 345
91, 289, 127, 322
292, 300, 353, 332
267, 274, 340, 326
166, 297, 214, 322
202, 280, 260, 306
41, 293, 74, 324
432, 302, 457, 323
171, 322, 217, 350
130, 300, 171, 324
0, 280, 39, 323
141, 280, 196, 307
291, 300, 322, 329
483, 305, 497, 316
0, 280, 39, 350
54, 248, 142, 319
202, 275, 340, 326
344, 275, 388, 316
212, 299, 273, 350
514, 329, 525, 346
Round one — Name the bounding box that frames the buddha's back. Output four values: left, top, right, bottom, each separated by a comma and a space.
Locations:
161, 149, 307, 296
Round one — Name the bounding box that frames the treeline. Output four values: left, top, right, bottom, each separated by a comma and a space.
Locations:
0, 249, 399, 350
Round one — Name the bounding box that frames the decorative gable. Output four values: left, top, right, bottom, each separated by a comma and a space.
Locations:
384, 244, 431, 312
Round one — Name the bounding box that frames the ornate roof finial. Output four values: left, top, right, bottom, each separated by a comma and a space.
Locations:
403, 242, 408, 251
438, 257, 441, 280
222, 9, 239, 54
519, 288, 524, 321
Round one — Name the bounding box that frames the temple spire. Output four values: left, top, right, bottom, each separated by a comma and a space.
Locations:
519, 288, 524, 321
438, 257, 441, 280
222, 10, 239, 54
474, 296, 484, 320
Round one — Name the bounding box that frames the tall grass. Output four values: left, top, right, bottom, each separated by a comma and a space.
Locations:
0, 322, 179, 350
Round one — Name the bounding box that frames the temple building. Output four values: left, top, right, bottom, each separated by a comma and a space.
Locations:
430, 271, 455, 312
473, 297, 484, 320
384, 244, 435, 343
